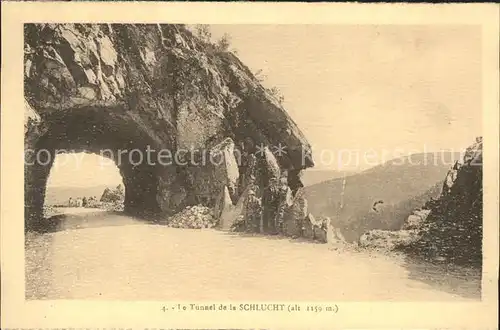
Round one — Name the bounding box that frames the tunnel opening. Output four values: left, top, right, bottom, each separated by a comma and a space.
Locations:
44, 152, 126, 214
25, 107, 165, 232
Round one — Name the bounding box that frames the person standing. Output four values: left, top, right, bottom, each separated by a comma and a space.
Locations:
274, 175, 293, 234
264, 177, 280, 234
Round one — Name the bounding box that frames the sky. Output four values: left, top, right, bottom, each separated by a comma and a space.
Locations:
46, 24, 482, 188
209, 25, 482, 167
46, 153, 123, 187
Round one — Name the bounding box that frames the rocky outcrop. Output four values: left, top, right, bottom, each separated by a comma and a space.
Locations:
296, 213, 344, 244
302, 213, 316, 240
313, 216, 347, 244
405, 137, 483, 267
402, 209, 431, 230
218, 185, 242, 231
100, 184, 125, 203
209, 138, 240, 202
283, 187, 308, 237
360, 138, 483, 268
24, 24, 313, 231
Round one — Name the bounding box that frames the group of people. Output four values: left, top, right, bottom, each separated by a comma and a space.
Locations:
238, 170, 294, 235
230, 137, 295, 235
68, 196, 98, 208
239, 174, 293, 235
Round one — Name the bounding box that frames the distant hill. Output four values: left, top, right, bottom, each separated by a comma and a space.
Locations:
304, 152, 461, 242
348, 181, 443, 237
301, 169, 358, 186
44, 185, 110, 206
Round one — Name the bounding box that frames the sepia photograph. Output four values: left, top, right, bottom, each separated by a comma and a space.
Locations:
2, 2, 499, 329
23, 22, 484, 301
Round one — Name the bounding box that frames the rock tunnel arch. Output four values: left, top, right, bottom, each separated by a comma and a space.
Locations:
24, 23, 314, 233
25, 106, 164, 230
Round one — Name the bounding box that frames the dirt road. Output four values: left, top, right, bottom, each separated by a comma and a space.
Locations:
25, 209, 481, 301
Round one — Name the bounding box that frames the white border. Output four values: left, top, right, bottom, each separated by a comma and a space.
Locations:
1, 2, 499, 328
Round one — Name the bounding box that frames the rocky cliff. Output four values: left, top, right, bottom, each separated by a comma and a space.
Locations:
24, 24, 313, 230
407, 137, 483, 267
360, 138, 483, 268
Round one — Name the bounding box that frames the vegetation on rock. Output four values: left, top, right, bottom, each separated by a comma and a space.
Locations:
192, 24, 285, 105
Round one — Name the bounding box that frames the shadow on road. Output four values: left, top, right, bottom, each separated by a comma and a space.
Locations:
33, 209, 151, 234
225, 231, 482, 300
221, 230, 327, 246
25, 230, 55, 299
401, 255, 482, 300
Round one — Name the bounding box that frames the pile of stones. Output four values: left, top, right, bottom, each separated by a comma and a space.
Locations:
101, 201, 124, 212
359, 229, 420, 251
168, 205, 218, 229
42, 205, 57, 218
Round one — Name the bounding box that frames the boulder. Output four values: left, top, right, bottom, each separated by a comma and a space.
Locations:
213, 185, 229, 220
262, 146, 281, 180
402, 209, 431, 230
210, 137, 240, 201
313, 216, 337, 244
333, 227, 347, 243
218, 186, 237, 231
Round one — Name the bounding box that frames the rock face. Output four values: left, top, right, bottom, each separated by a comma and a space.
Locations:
283, 188, 308, 237
313, 216, 346, 244
407, 137, 483, 267
218, 186, 240, 231
100, 185, 125, 203
24, 24, 313, 231
360, 138, 483, 268
209, 138, 241, 203
402, 209, 431, 230
302, 213, 316, 240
